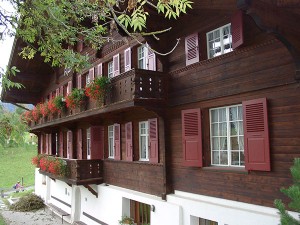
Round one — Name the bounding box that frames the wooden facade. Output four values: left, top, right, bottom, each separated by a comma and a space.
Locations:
1, 0, 300, 212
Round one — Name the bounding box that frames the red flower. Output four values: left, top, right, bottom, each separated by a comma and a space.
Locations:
48, 98, 60, 114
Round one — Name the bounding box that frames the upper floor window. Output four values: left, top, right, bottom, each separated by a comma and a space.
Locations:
138, 45, 147, 69
108, 61, 113, 78
108, 125, 114, 158
87, 128, 91, 159
210, 104, 244, 167
207, 24, 232, 59
139, 121, 149, 161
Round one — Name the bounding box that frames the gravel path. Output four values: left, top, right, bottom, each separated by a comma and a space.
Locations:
0, 207, 71, 225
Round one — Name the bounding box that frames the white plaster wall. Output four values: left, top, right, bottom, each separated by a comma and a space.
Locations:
49, 180, 72, 214
34, 169, 47, 200
167, 190, 284, 225
74, 184, 181, 225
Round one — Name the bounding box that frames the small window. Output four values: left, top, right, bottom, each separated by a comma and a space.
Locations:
210, 104, 244, 167
108, 61, 113, 78
139, 121, 149, 161
199, 218, 218, 225
130, 200, 151, 225
138, 45, 147, 69
207, 24, 232, 59
108, 125, 114, 158
87, 128, 91, 159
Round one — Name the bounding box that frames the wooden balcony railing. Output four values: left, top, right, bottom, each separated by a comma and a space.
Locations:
39, 157, 103, 185
30, 69, 167, 128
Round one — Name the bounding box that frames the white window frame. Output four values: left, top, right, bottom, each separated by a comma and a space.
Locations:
55, 133, 59, 156
108, 125, 114, 158
206, 23, 232, 59
108, 61, 113, 78
86, 73, 91, 87
139, 121, 149, 161
209, 104, 244, 167
87, 128, 91, 159
138, 45, 147, 69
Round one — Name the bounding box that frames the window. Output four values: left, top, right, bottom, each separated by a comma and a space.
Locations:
207, 24, 232, 59
139, 121, 149, 161
210, 104, 244, 167
87, 128, 91, 159
199, 218, 218, 225
108, 61, 113, 78
130, 200, 151, 225
138, 45, 147, 69
86, 73, 91, 86
108, 125, 114, 158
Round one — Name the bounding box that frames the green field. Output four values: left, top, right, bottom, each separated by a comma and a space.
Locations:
0, 214, 6, 225
0, 145, 37, 189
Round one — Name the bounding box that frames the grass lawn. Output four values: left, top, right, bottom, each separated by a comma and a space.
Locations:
0, 214, 6, 225
0, 145, 37, 190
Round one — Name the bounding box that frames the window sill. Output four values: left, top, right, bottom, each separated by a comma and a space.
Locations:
202, 166, 248, 174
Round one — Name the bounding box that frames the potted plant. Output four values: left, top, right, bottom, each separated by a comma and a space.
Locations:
119, 216, 134, 225
32, 105, 42, 122
85, 76, 111, 104
48, 97, 60, 115
65, 88, 87, 109
53, 95, 66, 112
39, 101, 50, 118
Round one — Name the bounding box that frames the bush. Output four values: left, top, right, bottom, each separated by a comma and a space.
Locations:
9, 193, 44, 212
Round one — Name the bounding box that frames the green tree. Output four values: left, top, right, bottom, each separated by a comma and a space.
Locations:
275, 158, 300, 225
0, 0, 193, 89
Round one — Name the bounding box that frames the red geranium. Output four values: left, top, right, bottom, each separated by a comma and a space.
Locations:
21, 110, 33, 123
40, 102, 50, 117
48, 98, 59, 114
39, 157, 49, 171
85, 76, 110, 103
32, 105, 41, 122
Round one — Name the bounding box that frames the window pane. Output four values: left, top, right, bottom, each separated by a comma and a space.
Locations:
208, 32, 213, 41
212, 123, 219, 136
220, 151, 228, 165
140, 136, 147, 159
240, 152, 245, 165
214, 30, 220, 38
219, 108, 226, 122
239, 137, 244, 150
230, 122, 238, 135
238, 106, 243, 120
230, 137, 239, 150
212, 151, 219, 164
238, 121, 244, 135
231, 151, 239, 166
211, 110, 218, 123
220, 137, 227, 150
219, 122, 227, 136
229, 107, 237, 121
212, 137, 219, 150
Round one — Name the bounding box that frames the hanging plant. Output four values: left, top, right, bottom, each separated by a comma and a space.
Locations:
85, 76, 111, 103
65, 88, 86, 109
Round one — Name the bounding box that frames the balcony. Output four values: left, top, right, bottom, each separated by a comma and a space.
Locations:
29, 69, 167, 129
39, 157, 103, 186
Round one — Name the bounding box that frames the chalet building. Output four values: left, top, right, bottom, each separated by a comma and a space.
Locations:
1, 1, 300, 225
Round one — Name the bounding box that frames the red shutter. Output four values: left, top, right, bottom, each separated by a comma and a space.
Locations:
125, 122, 133, 161
91, 126, 104, 159
124, 48, 131, 72
67, 81, 72, 95
77, 129, 83, 159
185, 33, 199, 66
113, 54, 120, 76
243, 98, 270, 171
49, 134, 52, 155
182, 109, 203, 167
149, 118, 159, 163
77, 75, 82, 89
59, 131, 64, 157
231, 10, 244, 49
89, 68, 95, 81
114, 124, 121, 160
67, 131, 73, 159
96, 63, 102, 77
40, 134, 44, 154
147, 47, 156, 71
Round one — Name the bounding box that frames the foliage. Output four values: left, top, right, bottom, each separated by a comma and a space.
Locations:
119, 216, 134, 225
0, 214, 6, 225
85, 76, 111, 103
0, 0, 193, 74
65, 88, 86, 109
0, 106, 29, 147
9, 193, 44, 212
35, 155, 69, 177
275, 158, 300, 225
0, 66, 24, 91
53, 95, 66, 111
0, 146, 36, 189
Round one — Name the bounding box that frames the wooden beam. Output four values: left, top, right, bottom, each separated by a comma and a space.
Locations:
84, 185, 98, 198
